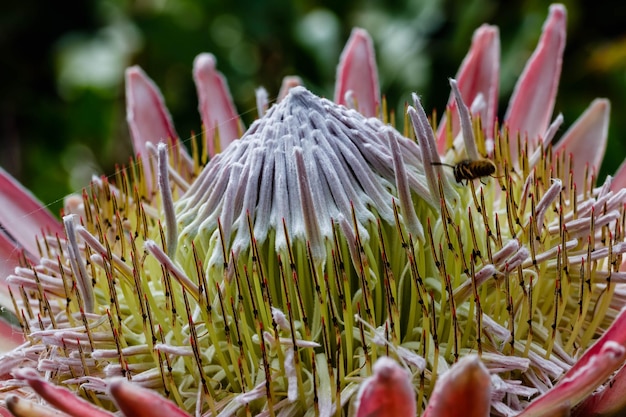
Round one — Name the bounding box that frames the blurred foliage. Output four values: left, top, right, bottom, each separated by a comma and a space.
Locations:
2, 0, 626, 215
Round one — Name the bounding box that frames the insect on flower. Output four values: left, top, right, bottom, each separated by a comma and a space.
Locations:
432, 158, 497, 184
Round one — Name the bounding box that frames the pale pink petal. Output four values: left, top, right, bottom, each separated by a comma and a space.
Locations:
0, 230, 22, 312
4, 395, 69, 417
193, 53, 243, 158
0, 407, 15, 417
568, 307, 626, 375
125, 66, 180, 191
0, 227, 34, 279
423, 355, 490, 417
503, 4, 566, 164
518, 341, 626, 417
14, 368, 114, 417
108, 379, 191, 417
126, 66, 179, 155
334, 28, 380, 118
278, 75, 303, 102
554, 99, 609, 190
0, 168, 63, 256
519, 307, 626, 416
573, 362, 626, 416
612, 159, 626, 191
436, 25, 500, 155
355, 357, 416, 417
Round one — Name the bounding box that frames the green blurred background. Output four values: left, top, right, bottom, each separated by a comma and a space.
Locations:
2, 0, 626, 215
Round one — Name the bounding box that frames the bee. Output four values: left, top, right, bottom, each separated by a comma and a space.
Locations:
432, 158, 496, 184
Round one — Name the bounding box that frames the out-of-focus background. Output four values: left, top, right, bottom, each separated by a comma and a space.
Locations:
2, 0, 626, 214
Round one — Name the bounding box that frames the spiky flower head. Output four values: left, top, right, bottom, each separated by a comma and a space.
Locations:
2, 4, 626, 417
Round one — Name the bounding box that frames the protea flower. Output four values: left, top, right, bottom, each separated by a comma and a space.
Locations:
2, 3, 626, 417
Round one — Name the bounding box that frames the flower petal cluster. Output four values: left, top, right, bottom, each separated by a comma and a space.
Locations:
1, 4, 626, 417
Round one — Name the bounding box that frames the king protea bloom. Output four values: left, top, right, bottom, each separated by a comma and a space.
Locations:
2, 3, 626, 417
